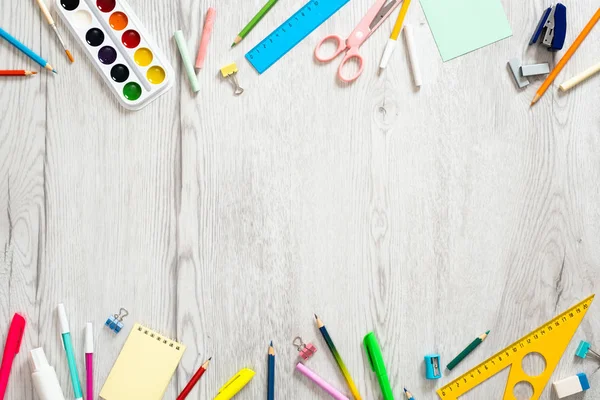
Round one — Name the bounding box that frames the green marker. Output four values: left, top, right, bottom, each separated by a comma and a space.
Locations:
364, 332, 394, 400
231, 0, 279, 47
447, 330, 490, 371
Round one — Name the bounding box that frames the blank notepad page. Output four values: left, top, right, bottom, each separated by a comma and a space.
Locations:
100, 323, 186, 400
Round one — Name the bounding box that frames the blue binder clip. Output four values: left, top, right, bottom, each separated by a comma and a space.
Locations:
105, 308, 128, 333
576, 340, 600, 361
530, 3, 567, 51
425, 354, 442, 379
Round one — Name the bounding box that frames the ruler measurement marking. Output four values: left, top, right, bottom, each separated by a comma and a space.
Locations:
246, 0, 349, 73
247, 1, 317, 59
438, 298, 591, 398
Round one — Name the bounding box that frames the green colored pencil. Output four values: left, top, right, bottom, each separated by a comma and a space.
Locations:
231, 0, 279, 47
447, 330, 490, 371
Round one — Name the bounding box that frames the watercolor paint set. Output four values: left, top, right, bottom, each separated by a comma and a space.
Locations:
56, 0, 173, 110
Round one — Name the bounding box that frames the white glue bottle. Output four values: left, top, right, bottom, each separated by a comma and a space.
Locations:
29, 347, 66, 400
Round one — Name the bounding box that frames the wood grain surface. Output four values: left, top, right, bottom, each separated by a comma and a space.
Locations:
1, 0, 599, 398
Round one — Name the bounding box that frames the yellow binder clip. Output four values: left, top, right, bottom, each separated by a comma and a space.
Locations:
220, 62, 244, 96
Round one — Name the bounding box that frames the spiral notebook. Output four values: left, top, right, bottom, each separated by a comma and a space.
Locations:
100, 323, 186, 400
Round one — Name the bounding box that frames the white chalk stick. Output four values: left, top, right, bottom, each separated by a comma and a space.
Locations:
560, 61, 600, 91
404, 25, 422, 87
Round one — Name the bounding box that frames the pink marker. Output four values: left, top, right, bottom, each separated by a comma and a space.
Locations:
195, 8, 216, 69
85, 323, 93, 400
296, 363, 349, 400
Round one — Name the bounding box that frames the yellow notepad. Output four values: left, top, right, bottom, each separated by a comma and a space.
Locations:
100, 323, 186, 400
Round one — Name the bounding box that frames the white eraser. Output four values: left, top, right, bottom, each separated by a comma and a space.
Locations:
553, 373, 590, 398
85, 322, 94, 353
57, 303, 69, 334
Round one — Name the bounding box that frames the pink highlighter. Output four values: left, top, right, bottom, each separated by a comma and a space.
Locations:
195, 8, 216, 69
85, 323, 94, 400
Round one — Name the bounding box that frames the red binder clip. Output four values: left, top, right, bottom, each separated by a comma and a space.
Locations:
293, 336, 317, 361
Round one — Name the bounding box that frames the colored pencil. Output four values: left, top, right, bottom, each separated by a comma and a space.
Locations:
0, 70, 37, 76
404, 388, 415, 400
315, 315, 362, 400
531, 7, 600, 105
176, 357, 211, 400
0, 27, 56, 73
268, 341, 275, 400
34, 0, 74, 62
560, 60, 600, 91
446, 330, 490, 371
231, 0, 279, 47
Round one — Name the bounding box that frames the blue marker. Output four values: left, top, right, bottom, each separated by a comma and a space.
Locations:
57, 304, 83, 400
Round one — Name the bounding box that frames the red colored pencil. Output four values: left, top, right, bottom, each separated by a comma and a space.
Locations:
176, 357, 211, 400
0, 70, 37, 76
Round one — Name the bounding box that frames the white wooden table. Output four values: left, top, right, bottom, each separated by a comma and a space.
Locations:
1, 0, 599, 398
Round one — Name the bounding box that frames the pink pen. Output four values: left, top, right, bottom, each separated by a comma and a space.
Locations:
0, 313, 26, 400
84, 323, 93, 400
195, 7, 216, 69
296, 363, 349, 400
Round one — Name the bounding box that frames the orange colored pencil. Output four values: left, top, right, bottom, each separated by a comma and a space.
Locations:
532, 7, 600, 105
0, 70, 37, 76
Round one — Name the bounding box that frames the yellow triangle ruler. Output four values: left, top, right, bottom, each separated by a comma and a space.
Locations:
437, 295, 595, 400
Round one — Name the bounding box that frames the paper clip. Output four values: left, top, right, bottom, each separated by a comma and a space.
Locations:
293, 336, 317, 361
220, 63, 244, 95
105, 308, 128, 333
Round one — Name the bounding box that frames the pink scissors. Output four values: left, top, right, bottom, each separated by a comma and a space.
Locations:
314, 0, 400, 82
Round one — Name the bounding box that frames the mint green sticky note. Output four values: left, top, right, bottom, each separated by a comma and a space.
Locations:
419, 0, 512, 61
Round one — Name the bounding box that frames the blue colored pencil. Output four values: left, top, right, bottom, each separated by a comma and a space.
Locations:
0, 27, 56, 73
268, 341, 275, 400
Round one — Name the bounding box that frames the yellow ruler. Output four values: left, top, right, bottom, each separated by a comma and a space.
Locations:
437, 295, 594, 400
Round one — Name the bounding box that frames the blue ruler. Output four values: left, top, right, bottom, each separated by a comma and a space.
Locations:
245, 0, 350, 74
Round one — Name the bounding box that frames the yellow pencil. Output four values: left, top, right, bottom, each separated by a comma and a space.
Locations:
379, 0, 412, 70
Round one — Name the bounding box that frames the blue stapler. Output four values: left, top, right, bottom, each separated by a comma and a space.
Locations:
530, 3, 567, 51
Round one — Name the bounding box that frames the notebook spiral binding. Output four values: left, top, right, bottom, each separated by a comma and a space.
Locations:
136, 323, 183, 351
